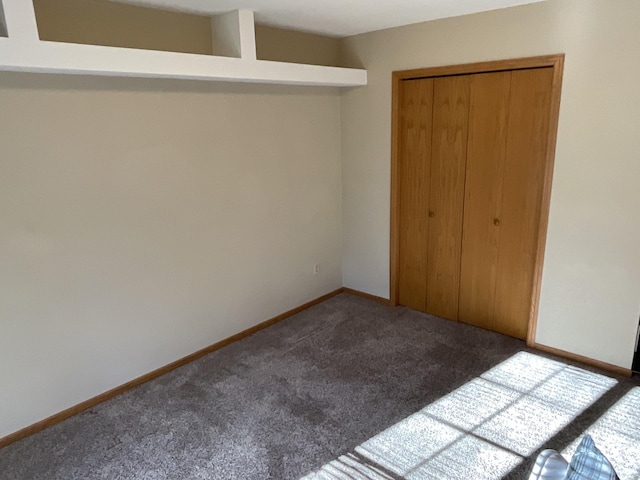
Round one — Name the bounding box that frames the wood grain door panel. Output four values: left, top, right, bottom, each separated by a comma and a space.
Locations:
458, 71, 512, 330
397, 79, 433, 312
492, 67, 554, 339
425, 75, 470, 320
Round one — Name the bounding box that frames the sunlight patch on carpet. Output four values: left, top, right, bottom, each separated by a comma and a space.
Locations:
302, 352, 618, 480
357, 413, 463, 474
404, 435, 522, 480
306, 453, 395, 480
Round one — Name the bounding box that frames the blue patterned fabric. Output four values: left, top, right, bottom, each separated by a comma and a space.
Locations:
565, 434, 619, 480
528, 449, 569, 480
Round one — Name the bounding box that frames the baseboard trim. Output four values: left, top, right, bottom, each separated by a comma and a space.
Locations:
0, 288, 343, 450
532, 342, 632, 377
342, 287, 390, 305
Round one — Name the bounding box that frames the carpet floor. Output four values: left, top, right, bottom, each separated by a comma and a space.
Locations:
1, 293, 638, 479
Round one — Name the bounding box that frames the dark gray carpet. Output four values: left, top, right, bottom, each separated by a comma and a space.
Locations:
1, 293, 638, 479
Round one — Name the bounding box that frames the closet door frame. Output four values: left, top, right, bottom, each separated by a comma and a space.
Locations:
389, 54, 564, 346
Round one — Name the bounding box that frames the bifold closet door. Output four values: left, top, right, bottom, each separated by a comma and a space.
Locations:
425, 75, 470, 319
458, 71, 512, 331
397, 76, 469, 318
397, 78, 433, 312
458, 68, 553, 339
491, 67, 553, 338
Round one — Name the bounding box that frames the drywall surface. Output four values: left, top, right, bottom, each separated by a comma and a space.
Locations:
32, 1, 345, 65
255, 24, 341, 67
340, 0, 640, 368
0, 74, 343, 438
33, 0, 214, 54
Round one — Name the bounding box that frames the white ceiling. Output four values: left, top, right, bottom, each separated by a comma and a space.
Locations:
110, 0, 549, 37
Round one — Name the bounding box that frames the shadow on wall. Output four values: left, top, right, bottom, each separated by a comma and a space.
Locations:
338, 44, 365, 70
0, 2, 7, 37
301, 351, 638, 479
0, 71, 339, 97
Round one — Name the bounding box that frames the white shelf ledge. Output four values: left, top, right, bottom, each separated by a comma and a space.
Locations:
0, 0, 367, 87
0, 37, 367, 86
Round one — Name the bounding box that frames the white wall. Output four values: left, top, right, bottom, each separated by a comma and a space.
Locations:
340, 0, 640, 368
0, 74, 343, 438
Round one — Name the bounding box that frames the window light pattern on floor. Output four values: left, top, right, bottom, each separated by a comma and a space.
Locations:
301, 352, 617, 480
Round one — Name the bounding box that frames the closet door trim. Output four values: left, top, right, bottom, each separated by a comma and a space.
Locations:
389, 54, 564, 346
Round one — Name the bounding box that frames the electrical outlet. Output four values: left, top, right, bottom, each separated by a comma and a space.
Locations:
313, 264, 321, 275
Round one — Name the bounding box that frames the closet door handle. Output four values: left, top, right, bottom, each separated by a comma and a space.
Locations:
429, 210, 435, 218
494, 218, 501, 226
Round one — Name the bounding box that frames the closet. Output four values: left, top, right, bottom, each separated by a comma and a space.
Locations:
393, 56, 562, 340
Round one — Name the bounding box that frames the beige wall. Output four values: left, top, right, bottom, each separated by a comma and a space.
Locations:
32, 0, 343, 65
255, 24, 341, 67
0, 74, 343, 438
340, 0, 640, 369
33, 0, 213, 54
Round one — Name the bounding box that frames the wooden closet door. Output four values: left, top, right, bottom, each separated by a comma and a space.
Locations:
397, 79, 433, 311
492, 67, 553, 338
458, 71, 512, 330
425, 75, 470, 320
